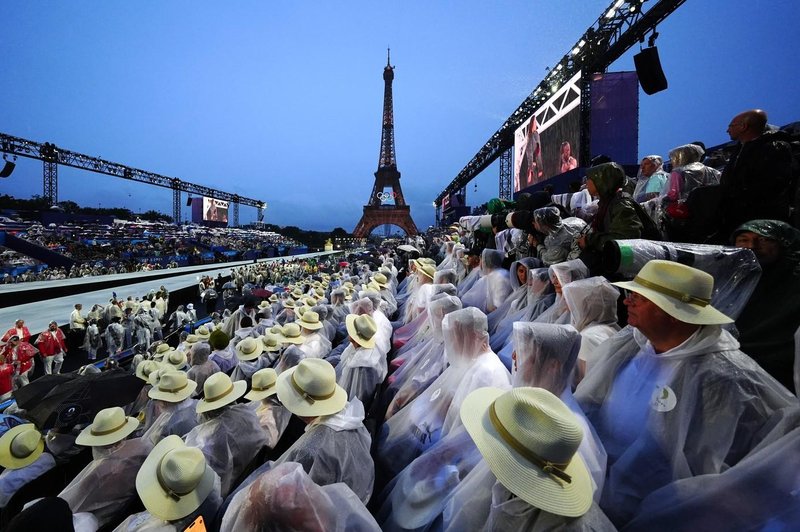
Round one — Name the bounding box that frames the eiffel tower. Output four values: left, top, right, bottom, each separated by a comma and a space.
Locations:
353, 50, 418, 238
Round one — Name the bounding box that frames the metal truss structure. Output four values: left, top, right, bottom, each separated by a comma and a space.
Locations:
433, 0, 688, 205
1, 133, 266, 225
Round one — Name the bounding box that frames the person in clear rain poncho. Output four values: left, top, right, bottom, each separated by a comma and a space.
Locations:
442, 323, 609, 532
0, 424, 56, 509
461, 249, 511, 314
207, 328, 237, 374
220, 461, 380, 532
59, 407, 152, 528
575, 260, 798, 527
404, 261, 437, 324
184, 372, 267, 498
115, 435, 223, 532
392, 281, 457, 356
297, 311, 332, 359
311, 304, 336, 342
329, 289, 350, 325
244, 368, 292, 450
336, 314, 386, 411
357, 291, 393, 356
457, 387, 616, 531
486, 257, 542, 337
385, 295, 463, 420
141, 370, 199, 444
378, 307, 511, 477
561, 277, 621, 382
633, 155, 669, 203
231, 336, 273, 384
489, 265, 552, 356
186, 342, 221, 394
530, 206, 586, 266
246, 358, 375, 504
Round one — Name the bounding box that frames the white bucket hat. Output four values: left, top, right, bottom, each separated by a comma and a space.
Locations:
612, 259, 733, 325
298, 311, 323, 331
195, 372, 247, 414
460, 387, 593, 518
276, 358, 347, 418
76, 406, 140, 447
244, 368, 279, 401
136, 435, 215, 521
148, 371, 198, 403
0, 424, 45, 469
345, 314, 377, 349
235, 337, 264, 361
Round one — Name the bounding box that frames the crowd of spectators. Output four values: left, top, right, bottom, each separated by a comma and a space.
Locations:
0, 108, 797, 530
0, 220, 303, 283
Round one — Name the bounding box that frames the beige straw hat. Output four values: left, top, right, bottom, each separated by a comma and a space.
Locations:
612, 260, 732, 325
148, 371, 197, 403
283, 298, 296, 309
371, 273, 389, 288
136, 435, 215, 521
235, 337, 264, 361
416, 262, 436, 281
460, 387, 592, 518
194, 326, 211, 341
76, 407, 140, 447
195, 372, 247, 414
261, 334, 282, 352
276, 358, 347, 418
280, 323, 305, 345
244, 368, 279, 401
298, 311, 323, 331
291, 289, 304, 299
0, 424, 45, 469
345, 314, 377, 349
155, 343, 172, 356
184, 334, 200, 346
164, 350, 188, 370
136, 360, 162, 382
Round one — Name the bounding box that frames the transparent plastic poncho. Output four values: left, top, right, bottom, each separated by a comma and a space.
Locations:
511, 322, 607, 499
142, 397, 200, 444
533, 259, 590, 325
220, 461, 380, 532
59, 437, 153, 527
561, 277, 621, 376
385, 296, 463, 420
460, 249, 504, 313
490, 266, 554, 355
183, 402, 268, 498
273, 399, 374, 504
378, 308, 511, 476
574, 325, 798, 526
336, 342, 387, 408
487, 257, 542, 335
605, 240, 761, 321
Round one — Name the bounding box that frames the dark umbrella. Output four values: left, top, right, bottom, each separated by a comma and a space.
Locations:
222, 281, 236, 290
22, 369, 145, 429
251, 288, 272, 298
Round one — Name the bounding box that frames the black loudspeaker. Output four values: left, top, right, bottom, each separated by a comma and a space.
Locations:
0, 161, 15, 178
634, 46, 668, 95
186, 197, 193, 206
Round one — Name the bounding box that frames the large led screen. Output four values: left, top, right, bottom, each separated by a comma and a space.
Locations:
202, 197, 229, 223
514, 71, 582, 192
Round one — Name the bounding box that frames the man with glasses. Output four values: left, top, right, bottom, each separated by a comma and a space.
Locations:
574, 259, 796, 527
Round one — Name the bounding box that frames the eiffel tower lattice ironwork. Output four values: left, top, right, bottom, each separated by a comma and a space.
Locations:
353, 50, 418, 238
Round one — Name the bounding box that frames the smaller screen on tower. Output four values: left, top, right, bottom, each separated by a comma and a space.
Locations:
202, 197, 229, 223
514, 71, 582, 192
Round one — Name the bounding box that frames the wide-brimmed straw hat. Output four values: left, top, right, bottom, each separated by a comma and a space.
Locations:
345, 314, 377, 349
0, 424, 45, 469
291, 289, 304, 299
195, 372, 247, 414
136, 360, 162, 381
235, 337, 264, 361
194, 326, 211, 341
184, 334, 200, 346
136, 435, 215, 521
612, 259, 732, 325
258, 300, 271, 309
298, 311, 323, 331
155, 343, 172, 357
164, 350, 188, 370
269, 294, 279, 303
371, 273, 389, 288
283, 298, 297, 309
76, 406, 140, 447
302, 297, 318, 308
148, 371, 197, 403
244, 368, 279, 401
276, 358, 347, 418
280, 323, 305, 345
416, 262, 436, 281
391, 463, 461, 528
261, 334, 282, 352
461, 387, 592, 518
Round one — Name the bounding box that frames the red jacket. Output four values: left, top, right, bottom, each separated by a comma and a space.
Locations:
1, 343, 35, 375
35, 328, 68, 357
0, 363, 13, 396
1, 327, 31, 344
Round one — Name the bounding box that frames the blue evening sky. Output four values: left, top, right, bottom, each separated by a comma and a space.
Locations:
1, 1, 798, 231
